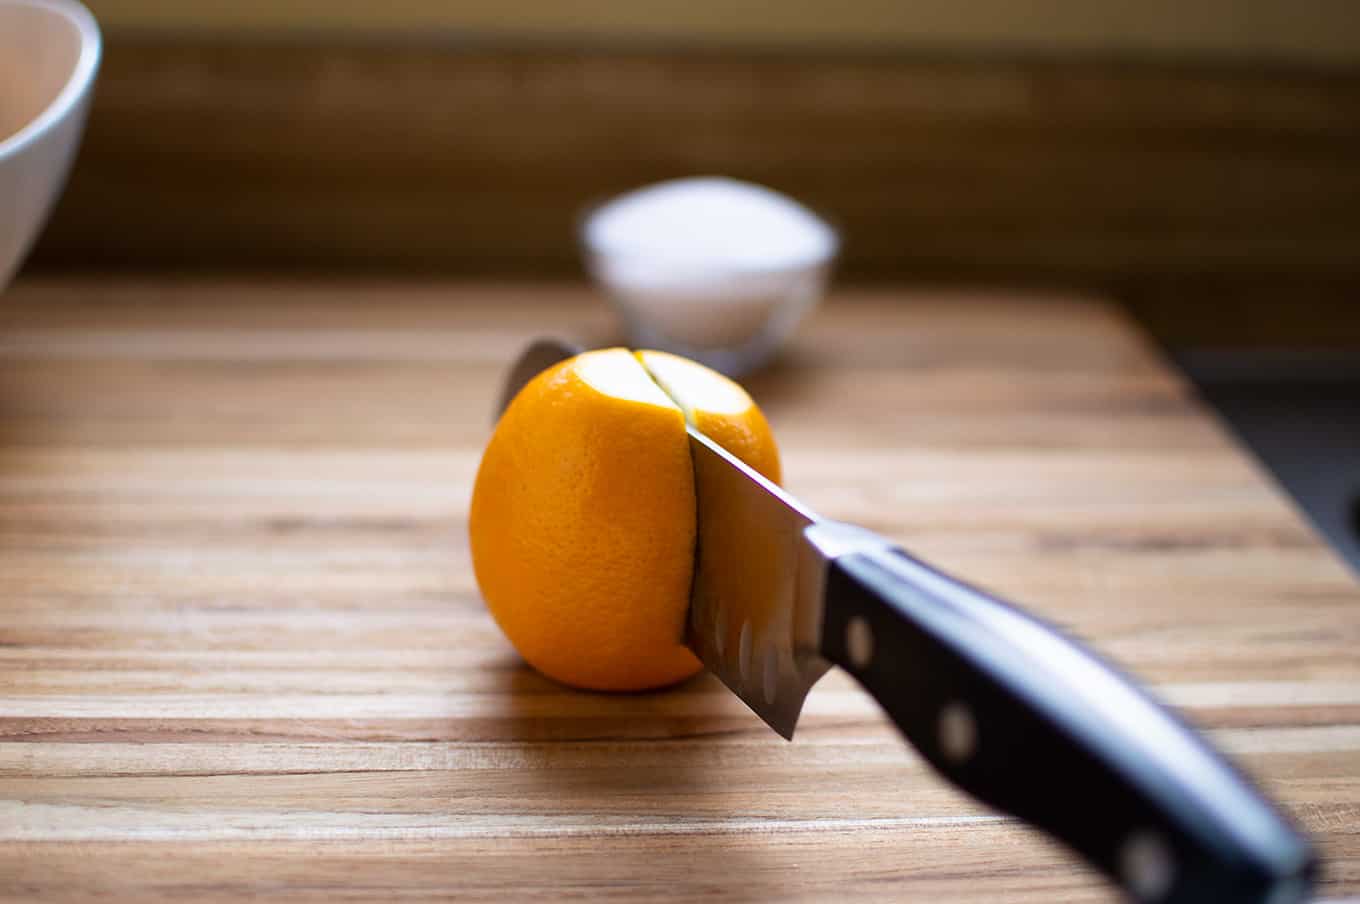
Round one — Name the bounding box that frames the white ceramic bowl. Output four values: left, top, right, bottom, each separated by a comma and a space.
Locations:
582, 178, 838, 377
0, 0, 100, 291
586, 247, 834, 377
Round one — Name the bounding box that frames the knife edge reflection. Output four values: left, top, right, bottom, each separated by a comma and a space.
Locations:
684, 427, 832, 738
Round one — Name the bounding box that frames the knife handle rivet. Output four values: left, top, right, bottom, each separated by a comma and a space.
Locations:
845, 616, 874, 670
1119, 830, 1174, 901
937, 701, 977, 763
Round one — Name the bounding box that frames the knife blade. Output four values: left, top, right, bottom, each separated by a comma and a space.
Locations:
683, 427, 827, 739
494, 337, 1317, 904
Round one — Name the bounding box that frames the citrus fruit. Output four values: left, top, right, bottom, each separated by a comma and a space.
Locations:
468, 347, 781, 691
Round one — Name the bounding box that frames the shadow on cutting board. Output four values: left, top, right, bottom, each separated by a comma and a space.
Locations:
480, 662, 800, 894
487, 658, 762, 745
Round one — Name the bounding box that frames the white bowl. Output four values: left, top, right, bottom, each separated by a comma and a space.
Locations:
586, 248, 834, 377
581, 178, 838, 377
0, 0, 100, 291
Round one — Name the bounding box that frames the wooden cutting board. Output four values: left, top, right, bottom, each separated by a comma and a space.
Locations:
1, 279, 1357, 902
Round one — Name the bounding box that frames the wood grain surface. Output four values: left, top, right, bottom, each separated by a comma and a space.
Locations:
0, 278, 1357, 902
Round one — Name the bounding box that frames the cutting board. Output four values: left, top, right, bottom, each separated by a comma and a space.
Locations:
1, 280, 1357, 902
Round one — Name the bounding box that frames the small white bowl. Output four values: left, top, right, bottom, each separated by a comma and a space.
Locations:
582, 178, 838, 377
0, 0, 100, 291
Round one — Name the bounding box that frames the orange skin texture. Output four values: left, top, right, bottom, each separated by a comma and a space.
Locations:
689, 405, 781, 484
469, 348, 780, 692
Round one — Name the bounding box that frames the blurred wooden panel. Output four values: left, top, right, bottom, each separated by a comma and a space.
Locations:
82, 0, 1360, 66
29, 37, 1360, 326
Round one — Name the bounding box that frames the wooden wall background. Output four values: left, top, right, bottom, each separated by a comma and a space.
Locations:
25, 34, 1360, 343
71, 0, 1360, 65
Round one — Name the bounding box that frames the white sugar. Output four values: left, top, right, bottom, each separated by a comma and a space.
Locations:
583, 177, 837, 374
584, 177, 836, 274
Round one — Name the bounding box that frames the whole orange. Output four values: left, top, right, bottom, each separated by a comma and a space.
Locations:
468, 348, 781, 691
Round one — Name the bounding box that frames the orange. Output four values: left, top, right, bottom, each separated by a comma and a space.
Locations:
468, 347, 781, 691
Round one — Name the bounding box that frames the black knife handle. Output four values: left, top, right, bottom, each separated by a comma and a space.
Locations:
818, 541, 1317, 903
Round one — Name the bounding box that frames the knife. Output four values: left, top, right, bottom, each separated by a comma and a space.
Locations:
495, 338, 1318, 904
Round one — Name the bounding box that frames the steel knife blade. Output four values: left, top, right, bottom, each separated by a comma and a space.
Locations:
682, 426, 828, 738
